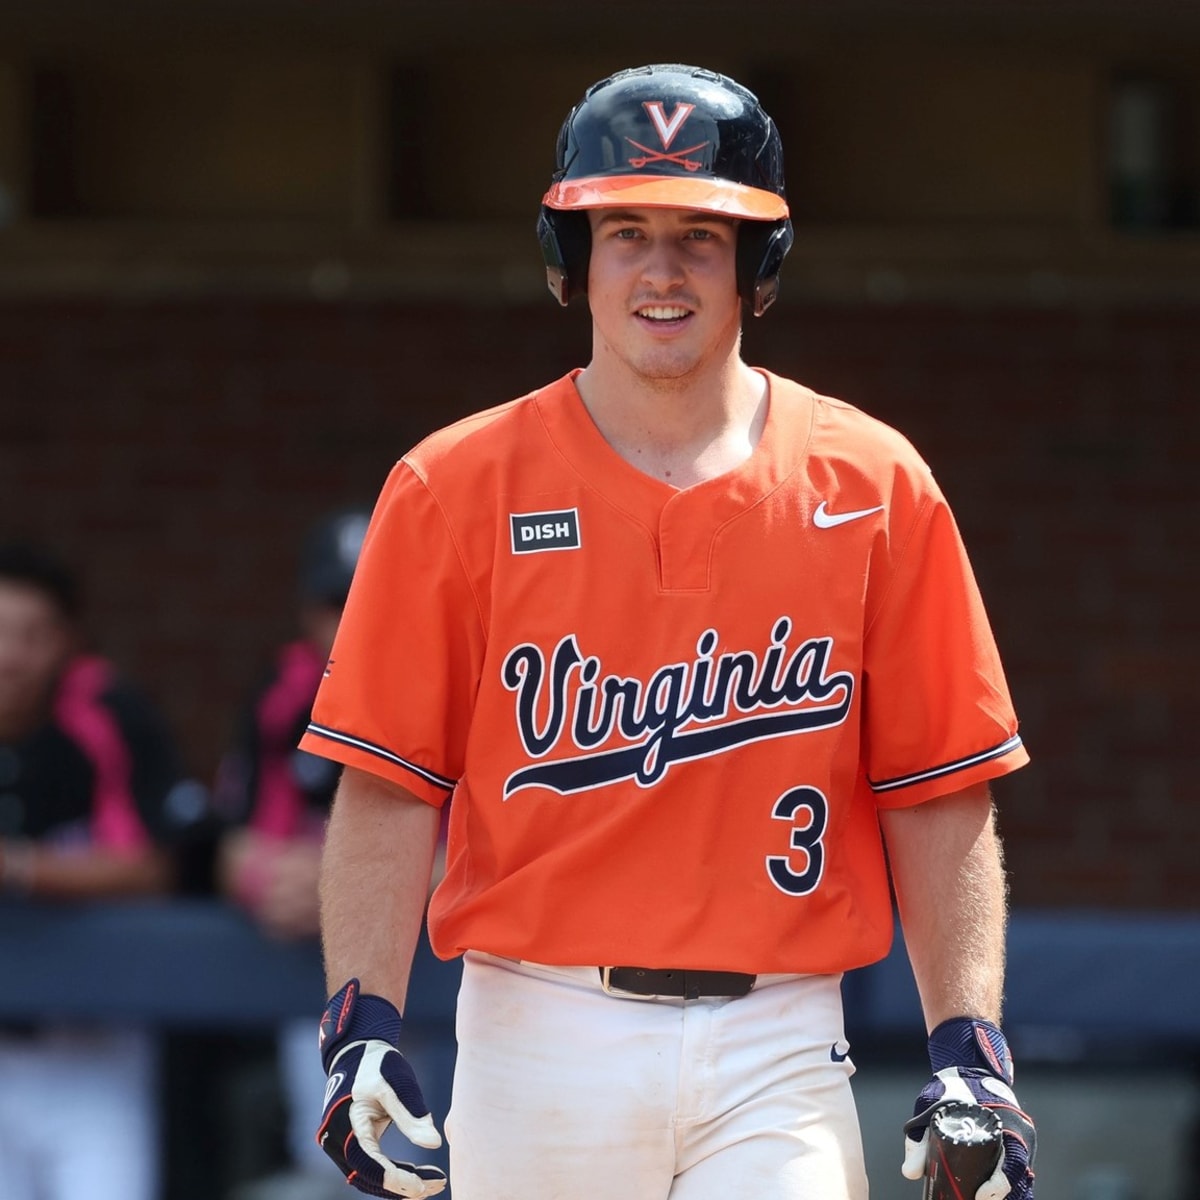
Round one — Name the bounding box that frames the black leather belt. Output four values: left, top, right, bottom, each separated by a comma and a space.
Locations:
599, 966, 756, 1000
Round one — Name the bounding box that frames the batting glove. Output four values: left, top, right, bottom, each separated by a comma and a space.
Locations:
903, 1017, 1037, 1200
317, 978, 447, 1199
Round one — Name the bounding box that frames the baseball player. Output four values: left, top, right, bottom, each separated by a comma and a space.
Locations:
303, 64, 1037, 1200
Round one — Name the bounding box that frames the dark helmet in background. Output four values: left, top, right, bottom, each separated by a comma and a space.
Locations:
537, 63, 794, 316
298, 508, 370, 609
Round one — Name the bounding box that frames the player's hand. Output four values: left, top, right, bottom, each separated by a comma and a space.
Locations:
902, 1017, 1036, 1200
317, 978, 447, 1198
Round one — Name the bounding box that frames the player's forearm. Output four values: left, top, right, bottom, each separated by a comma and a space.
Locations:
319, 764, 442, 1010
879, 782, 1008, 1029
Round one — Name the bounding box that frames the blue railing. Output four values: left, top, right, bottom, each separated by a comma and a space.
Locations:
3, 900, 1197, 1054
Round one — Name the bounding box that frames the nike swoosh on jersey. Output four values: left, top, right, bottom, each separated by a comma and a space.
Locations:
813, 501, 885, 529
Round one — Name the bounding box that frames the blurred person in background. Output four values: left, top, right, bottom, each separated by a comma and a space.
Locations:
0, 540, 189, 1200
212, 508, 373, 1200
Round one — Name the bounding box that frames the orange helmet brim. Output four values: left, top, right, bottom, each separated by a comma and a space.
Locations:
543, 175, 788, 221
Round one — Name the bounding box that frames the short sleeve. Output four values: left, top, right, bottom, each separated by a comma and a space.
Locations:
862, 483, 1028, 807
299, 460, 486, 805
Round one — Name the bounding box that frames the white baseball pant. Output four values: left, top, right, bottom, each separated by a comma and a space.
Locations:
444, 952, 868, 1200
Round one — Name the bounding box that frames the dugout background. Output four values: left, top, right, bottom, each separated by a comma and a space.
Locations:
0, 2, 1197, 1197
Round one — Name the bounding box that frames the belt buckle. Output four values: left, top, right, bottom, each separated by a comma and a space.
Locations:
599, 966, 663, 1001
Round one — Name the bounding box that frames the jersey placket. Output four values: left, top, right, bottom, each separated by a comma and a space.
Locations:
657, 491, 720, 593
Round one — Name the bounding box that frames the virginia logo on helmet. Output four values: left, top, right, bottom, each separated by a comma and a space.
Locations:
536, 63, 794, 315
629, 100, 706, 171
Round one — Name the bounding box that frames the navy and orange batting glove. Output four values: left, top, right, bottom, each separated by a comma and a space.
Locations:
317, 979, 447, 1199
903, 1017, 1037, 1200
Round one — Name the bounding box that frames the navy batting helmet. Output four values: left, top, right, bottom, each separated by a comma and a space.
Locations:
537, 64, 794, 316
299, 509, 370, 609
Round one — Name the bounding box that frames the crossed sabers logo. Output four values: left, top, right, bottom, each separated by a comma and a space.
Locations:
628, 101, 708, 172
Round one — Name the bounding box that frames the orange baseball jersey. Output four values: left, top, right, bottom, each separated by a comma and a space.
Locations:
300, 369, 1028, 975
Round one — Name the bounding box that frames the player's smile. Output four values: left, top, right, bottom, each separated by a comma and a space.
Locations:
633, 302, 695, 329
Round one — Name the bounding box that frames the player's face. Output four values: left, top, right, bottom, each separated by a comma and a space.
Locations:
0, 582, 73, 731
585, 207, 743, 386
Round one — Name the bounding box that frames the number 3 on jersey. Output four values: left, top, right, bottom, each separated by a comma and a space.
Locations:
767, 786, 828, 895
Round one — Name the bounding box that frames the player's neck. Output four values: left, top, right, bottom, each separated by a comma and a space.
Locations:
575, 356, 767, 488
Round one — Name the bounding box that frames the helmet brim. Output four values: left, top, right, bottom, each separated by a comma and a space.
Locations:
543, 175, 787, 221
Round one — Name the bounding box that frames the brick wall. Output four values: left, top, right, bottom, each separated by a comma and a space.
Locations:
1, 297, 1195, 908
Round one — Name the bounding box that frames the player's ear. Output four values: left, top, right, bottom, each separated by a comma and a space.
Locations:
537, 208, 591, 306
